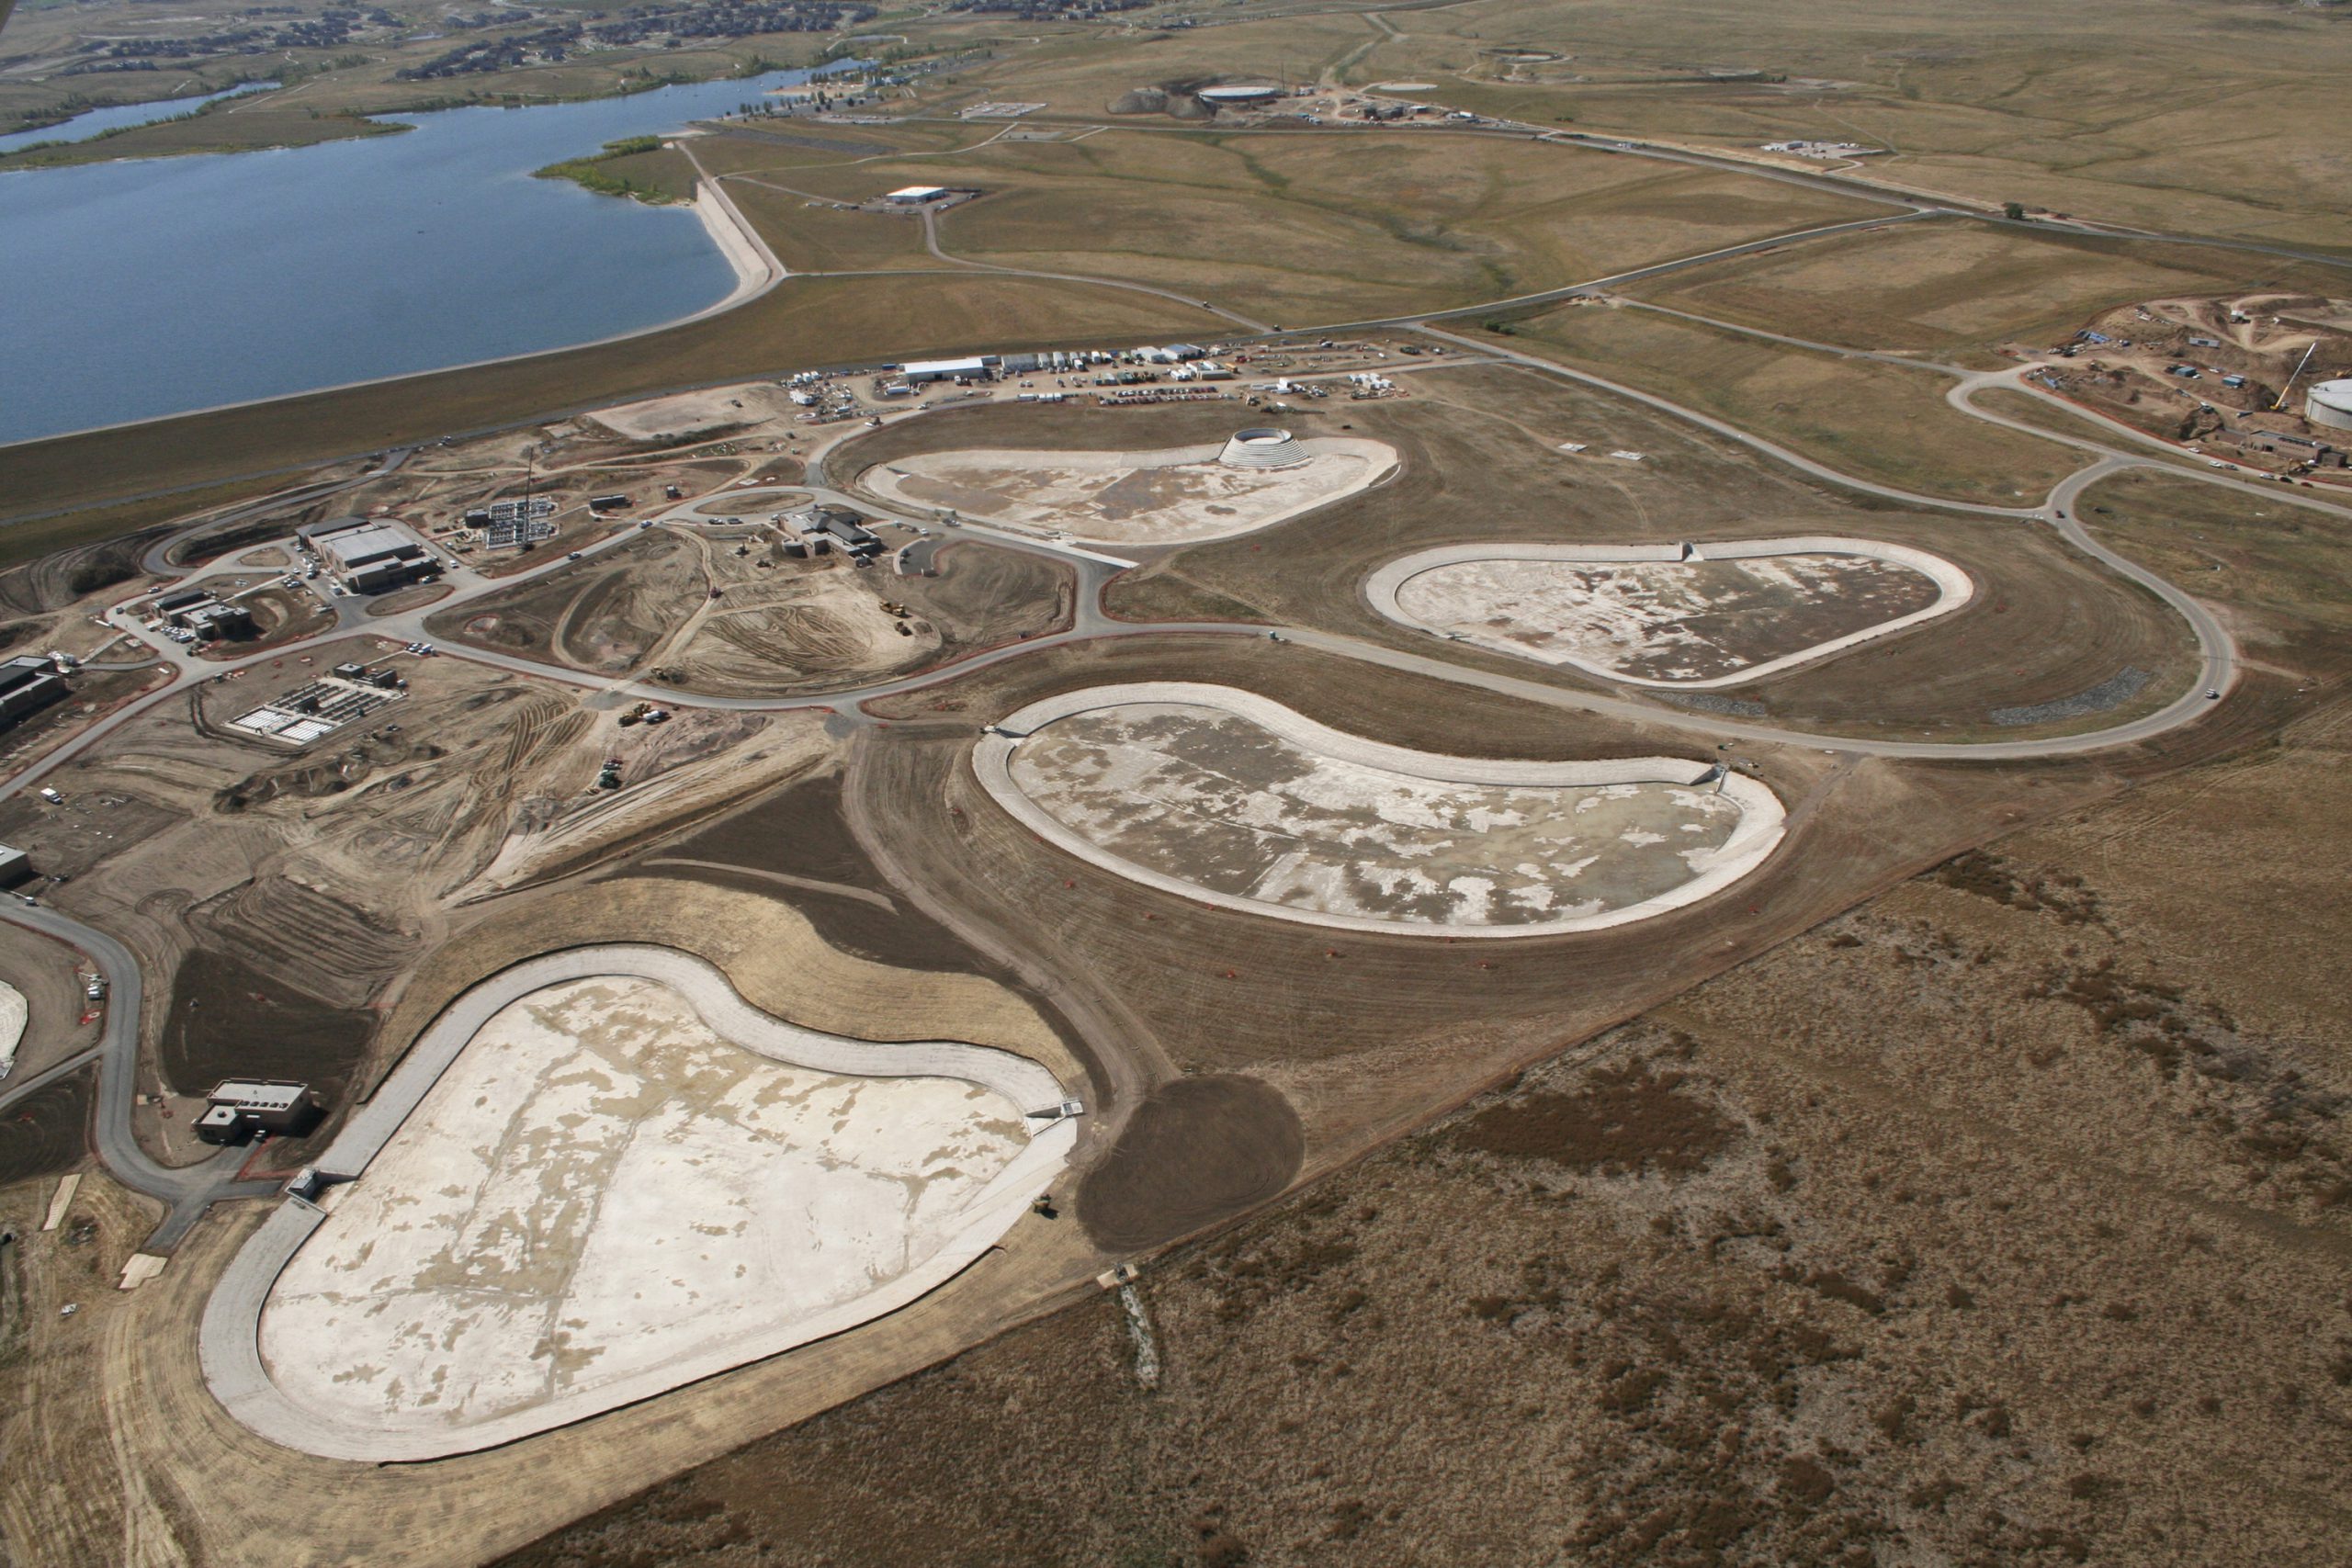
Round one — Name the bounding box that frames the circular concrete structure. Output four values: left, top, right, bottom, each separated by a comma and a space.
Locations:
976, 682, 1785, 936
2305, 378, 2352, 434
1219, 427, 1308, 469
1364, 537, 1973, 689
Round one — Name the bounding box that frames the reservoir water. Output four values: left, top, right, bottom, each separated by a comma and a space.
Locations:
0, 83, 279, 156
0, 67, 848, 447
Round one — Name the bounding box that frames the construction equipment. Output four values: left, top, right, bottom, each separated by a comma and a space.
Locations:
2275, 342, 2318, 410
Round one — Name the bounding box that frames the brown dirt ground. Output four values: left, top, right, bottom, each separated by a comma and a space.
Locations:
0, 920, 102, 1085
155, 948, 373, 1107
0, 1064, 92, 1189
1079, 1075, 1306, 1253
427, 527, 1072, 696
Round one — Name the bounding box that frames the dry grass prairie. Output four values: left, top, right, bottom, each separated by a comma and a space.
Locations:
1630, 220, 2350, 363
1508, 303, 2084, 503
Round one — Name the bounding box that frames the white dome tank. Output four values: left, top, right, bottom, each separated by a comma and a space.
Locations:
1219, 427, 1309, 469
2306, 378, 2352, 433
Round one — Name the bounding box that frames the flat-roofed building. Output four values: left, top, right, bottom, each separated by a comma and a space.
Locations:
0, 655, 66, 729
886, 185, 948, 204
304, 519, 436, 593
196, 1079, 324, 1144
900, 355, 997, 384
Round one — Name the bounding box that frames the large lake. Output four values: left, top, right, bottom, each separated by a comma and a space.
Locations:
0, 68, 846, 447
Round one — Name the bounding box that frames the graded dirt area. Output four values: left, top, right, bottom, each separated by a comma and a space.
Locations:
428, 527, 1072, 696
585, 383, 802, 443
0, 1065, 92, 1188
857, 434, 1396, 547
1076, 1074, 1306, 1254
985, 685, 1784, 934
1368, 538, 1967, 686
254, 973, 1037, 1451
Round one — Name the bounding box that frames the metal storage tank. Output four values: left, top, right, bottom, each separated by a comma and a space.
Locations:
2306, 378, 2352, 432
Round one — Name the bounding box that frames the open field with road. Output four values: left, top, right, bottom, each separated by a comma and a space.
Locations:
1508, 300, 2084, 504
1627, 220, 2352, 363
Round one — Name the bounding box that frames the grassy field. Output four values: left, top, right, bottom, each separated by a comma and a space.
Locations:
1628, 219, 2352, 363
723, 179, 938, 272
703, 127, 1888, 323
0, 271, 1224, 519
0, 104, 401, 171
1508, 301, 2086, 503
2076, 468, 2352, 679
0, 472, 324, 569
1302, 0, 2352, 252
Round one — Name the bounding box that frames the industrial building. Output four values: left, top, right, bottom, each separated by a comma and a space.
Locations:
886, 186, 949, 204
2308, 378, 2352, 433
784, 505, 885, 557
1199, 84, 1281, 105
0, 844, 33, 888
2220, 426, 2347, 468
195, 1079, 323, 1145
153, 589, 254, 640
0, 654, 67, 730
301, 519, 438, 594
900, 355, 997, 385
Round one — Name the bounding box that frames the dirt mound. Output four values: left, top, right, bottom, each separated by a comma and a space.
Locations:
1107, 87, 1166, 115
1079, 1075, 1304, 1252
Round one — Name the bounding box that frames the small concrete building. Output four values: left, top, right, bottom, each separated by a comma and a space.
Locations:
0, 844, 33, 887
0, 655, 66, 730
196, 1079, 323, 1145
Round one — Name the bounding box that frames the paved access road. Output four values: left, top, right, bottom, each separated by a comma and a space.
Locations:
0, 899, 277, 1248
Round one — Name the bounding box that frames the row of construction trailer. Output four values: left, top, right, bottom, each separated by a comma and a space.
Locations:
888, 344, 1225, 393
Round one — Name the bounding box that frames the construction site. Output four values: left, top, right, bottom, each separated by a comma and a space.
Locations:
0, 186, 2346, 1568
